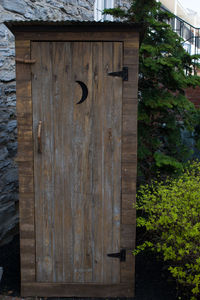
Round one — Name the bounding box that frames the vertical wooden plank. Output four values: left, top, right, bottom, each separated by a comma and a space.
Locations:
102, 42, 122, 284
121, 250, 135, 283
81, 42, 94, 283
110, 42, 122, 283
120, 39, 139, 286
32, 42, 54, 282
62, 42, 74, 283
52, 42, 65, 282
102, 42, 113, 284
15, 40, 36, 283
72, 42, 85, 283
91, 42, 104, 283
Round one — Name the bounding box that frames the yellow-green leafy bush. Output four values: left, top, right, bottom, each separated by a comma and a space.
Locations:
136, 161, 200, 299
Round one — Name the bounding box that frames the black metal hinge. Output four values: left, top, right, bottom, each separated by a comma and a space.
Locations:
108, 67, 128, 81
107, 249, 126, 262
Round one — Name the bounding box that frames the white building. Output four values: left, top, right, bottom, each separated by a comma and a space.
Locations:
94, 0, 200, 55
160, 0, 200, 55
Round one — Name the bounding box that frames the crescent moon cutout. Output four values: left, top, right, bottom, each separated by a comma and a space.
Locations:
76, 80, 88, 104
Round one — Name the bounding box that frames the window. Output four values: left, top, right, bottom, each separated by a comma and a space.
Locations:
94, 0, 114, 21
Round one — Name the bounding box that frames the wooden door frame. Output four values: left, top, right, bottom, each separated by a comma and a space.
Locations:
11, 23, 139, 297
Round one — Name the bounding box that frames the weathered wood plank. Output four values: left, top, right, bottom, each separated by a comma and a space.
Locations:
122, 136, 137, 163
20, 238, 35, 251
20, 229, 35, 240
20, 269, 35, 283
110, 41, 122, 283
81, 42, 93, 283
122, 208, 136, 225
16, 81, 31, 98
52, 42, 66, 283
121, 225, 136, 249
61, 42, 74, 283
17, 113, 32, 126
72, 42, 89, 283
120, 37, 138, 294
90, 41, 104, 283
19, 165, 35, 285
122, 193, 136, 210
121, 192, 136, 225
123, 82, 138, 99
102, 42, 122, 284
121, 250, 135, 283
16, 40, 32, 81
19, 175, 34, 194
21, 282, 134, 297
15, 31, 138, 41
17, 129, 33, 144
123, 101, 137, 115
123, 114, 137, 136
122, 163, 137, 194
32, 41, 54, 282
17, 143, 33, 162
124, 40, 139, 65
125, 65, 139, 83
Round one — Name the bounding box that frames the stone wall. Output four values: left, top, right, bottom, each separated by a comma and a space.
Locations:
0, 0, 94, 246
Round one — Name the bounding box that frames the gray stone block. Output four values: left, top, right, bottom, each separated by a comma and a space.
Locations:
0, 132, 9, 144
0, 160, 10, 169
63, 0, 78, 5
7, 95, 16, 106
0, 147, 8, 161
7, 120, 17, 132
78, 0, 91, 10
7, 141, 17, 157
4, 84, 16, 95
0, 123, 6, 131
3, 169, 18, 184
0, 71, 15, 82
0, 0, 27, 15
0, 110, 9, 121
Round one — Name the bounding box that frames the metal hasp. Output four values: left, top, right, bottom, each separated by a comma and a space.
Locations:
107, 249, 126, 261
108, 67, 128, 81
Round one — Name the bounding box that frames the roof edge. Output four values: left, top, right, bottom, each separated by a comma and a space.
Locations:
4, 20, 142, 34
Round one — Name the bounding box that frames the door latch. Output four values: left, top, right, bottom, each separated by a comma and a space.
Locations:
108, 67, 128, 81
107, 249, 126, 261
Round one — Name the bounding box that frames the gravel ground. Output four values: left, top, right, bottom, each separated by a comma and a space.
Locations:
0, 235, 178, 300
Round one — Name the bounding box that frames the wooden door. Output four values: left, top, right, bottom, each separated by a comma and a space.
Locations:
32, 41, 122, 284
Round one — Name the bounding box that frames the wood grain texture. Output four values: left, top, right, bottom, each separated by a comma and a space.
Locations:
15, 40, 35, 283
16, 29, 140, 297
102, 42, 122, 284
21, 282, 134, 297
121, 250, 135, 283
15, 31, 139, 42
121, 224, 136, 249
32, 41, 54, 282
124, 41, 139, 65
32, 41, 122, 284
120, 37, 139, 287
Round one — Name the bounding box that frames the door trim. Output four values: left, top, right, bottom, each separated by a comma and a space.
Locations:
22, 282, 134, 297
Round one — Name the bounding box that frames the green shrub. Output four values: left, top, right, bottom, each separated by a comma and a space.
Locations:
135, 161, 200, 299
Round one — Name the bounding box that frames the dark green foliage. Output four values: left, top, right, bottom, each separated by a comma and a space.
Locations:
135, 161, 200, 300
104, 0, 200, 183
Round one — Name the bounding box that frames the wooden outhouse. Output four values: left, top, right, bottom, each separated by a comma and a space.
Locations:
6, 21, 140, 298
